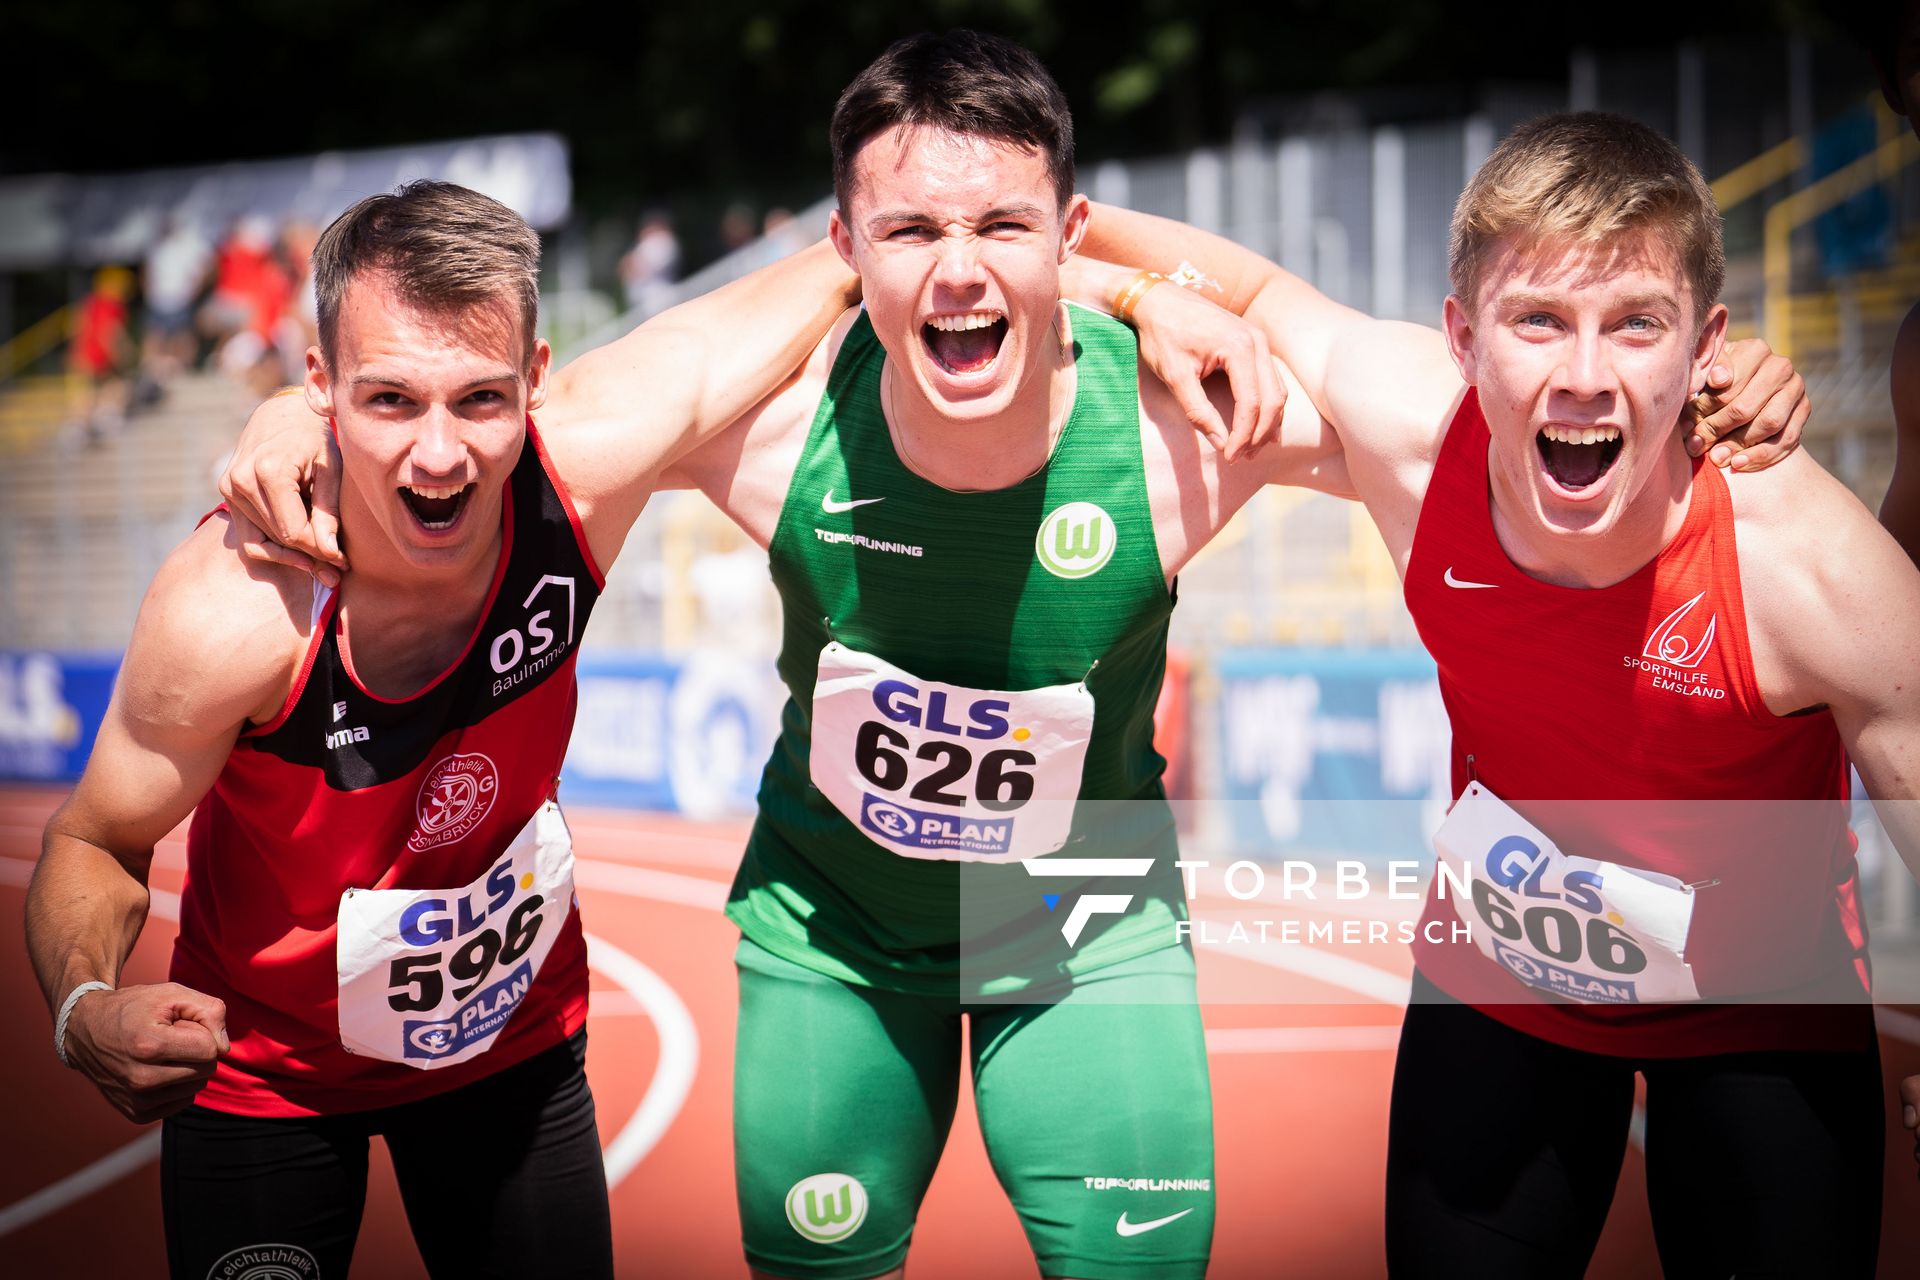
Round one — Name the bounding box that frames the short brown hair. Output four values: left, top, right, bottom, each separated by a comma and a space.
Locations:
1449, 112, 1725, 324
312, 180, 541, 367
830, 30, 1075, 213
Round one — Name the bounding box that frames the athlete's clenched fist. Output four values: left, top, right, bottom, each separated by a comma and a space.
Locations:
61, 982, 230, 1124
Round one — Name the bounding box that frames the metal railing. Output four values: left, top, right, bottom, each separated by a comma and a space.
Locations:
1763, 128, 1920, 357
0, 304, 71, 383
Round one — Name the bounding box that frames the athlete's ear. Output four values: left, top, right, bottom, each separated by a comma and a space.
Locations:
305, 346, 334, 419
525, 338, 552, 412
1058, 193, 1092, 262
829, 208, 858, 272
1442, 295, 1479, 385
1689, 304, 1729, 396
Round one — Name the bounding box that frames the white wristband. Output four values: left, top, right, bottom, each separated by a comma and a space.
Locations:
54, 981, 112, 1068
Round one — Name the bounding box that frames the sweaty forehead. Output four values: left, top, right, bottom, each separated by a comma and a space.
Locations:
1483, 231, 1692, 316
849, 124, 1054, 216
334, 275, 526, 374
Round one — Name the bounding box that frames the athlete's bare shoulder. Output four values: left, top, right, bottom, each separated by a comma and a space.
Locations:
126, 515, 318, 733
1725, 449, 1920, 713
661, 306, 864, 548
1137, 354, 1351, 580
1311, 321, 1467, 572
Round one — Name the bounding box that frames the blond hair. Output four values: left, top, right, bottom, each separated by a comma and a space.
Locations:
312, 180, 541, 367
1449, 112, 1724, 324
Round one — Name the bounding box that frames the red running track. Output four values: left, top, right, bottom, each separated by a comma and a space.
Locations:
2, 785, 1917, 1277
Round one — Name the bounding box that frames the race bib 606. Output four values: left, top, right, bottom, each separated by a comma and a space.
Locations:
810, 643, 1094, 861
1434, 784, 1700, 1004
336, 801, 575, 1068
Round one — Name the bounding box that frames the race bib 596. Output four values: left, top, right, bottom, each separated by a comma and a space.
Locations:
336, 801, 575, 1068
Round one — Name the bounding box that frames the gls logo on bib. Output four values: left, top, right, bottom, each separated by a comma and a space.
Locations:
1036, 502, 1117, 580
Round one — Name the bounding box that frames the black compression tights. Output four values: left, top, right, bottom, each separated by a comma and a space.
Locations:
162, 1031, 612, 1280
1385, 973, 1883, 1280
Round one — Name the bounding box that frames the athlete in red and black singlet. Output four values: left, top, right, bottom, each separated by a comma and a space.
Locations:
172, 419, 604, 1117
1384, 390, 1883, 1279
1402, 388, 1869, 1057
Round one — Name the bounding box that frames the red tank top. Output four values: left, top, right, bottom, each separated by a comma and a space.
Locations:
1403, 391, 1869, 1057
174, 422, 605, 1115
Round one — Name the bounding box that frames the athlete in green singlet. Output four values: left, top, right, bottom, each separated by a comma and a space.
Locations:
654, 34, 1352, 1280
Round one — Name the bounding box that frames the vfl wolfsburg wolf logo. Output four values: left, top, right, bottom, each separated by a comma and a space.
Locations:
1036, 502, 1118, 580
785, 1173, 869, 1244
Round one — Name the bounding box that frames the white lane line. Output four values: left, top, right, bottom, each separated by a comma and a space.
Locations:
1205, 1025, 1401, 1054
584, 933, 700, 1189
0, 853, 718, 1227
0, 853, 178, 918
573, 861, 729, 911
1199, 930, 1413, 1007
563, 823, 744, 870
0, 1131, 163, 1237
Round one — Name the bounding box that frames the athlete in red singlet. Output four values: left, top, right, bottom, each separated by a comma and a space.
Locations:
24, 181, 864, 1277
1085, 114, 1920, 1275
31, 165, 1292, 1274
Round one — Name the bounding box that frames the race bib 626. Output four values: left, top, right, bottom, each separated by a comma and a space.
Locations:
809, 643, 1093, 861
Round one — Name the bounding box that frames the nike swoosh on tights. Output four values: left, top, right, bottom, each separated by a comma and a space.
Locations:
1115, 1208, 1195, 1237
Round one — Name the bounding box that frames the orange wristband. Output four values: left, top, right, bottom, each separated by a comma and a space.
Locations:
1111, 270, 1166, 327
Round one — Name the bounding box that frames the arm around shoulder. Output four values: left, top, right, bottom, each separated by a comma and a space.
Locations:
537, 241, 858, 564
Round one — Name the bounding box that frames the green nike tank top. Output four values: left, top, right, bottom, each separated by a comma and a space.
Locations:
725, 305, 1187, 995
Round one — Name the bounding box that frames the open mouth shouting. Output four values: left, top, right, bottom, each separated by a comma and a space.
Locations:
1535, 423, 1623, 494
399, 482, 473, 532
922, 309, 1008, 377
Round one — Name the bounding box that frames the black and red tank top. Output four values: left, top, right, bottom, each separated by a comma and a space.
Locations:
174, 420, 605, 1115
1403, 391, 1868, 1057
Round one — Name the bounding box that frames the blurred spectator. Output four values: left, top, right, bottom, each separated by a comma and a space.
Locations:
618, 212, 681, 315
68, 266, 135, 445
138, 216, 211, 396
203, 215, 294, 396
198, 215, 277, 348
761, 206, 808, 258
718, 202, 756, 254
274, 220, 321, 384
